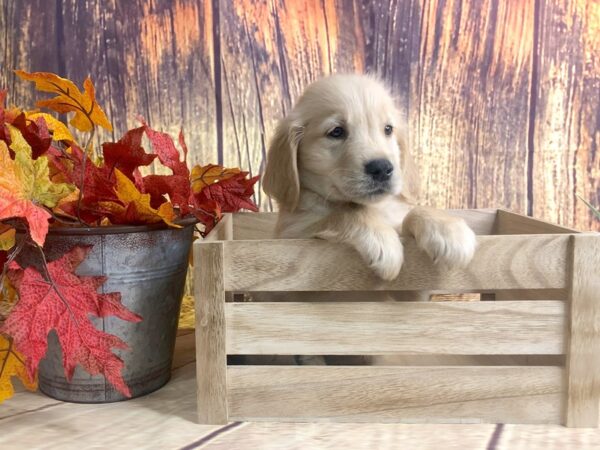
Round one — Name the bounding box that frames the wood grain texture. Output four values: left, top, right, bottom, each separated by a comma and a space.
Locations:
410, 0, 534, 213
223, 234, 569, 291
3, 0, 218, 169
231, 209, 497, 240
565, 234, 600, 427
496, 209, 580, 234
194, 241, 228, 424
532, 0, 600, 231
227, 366, 563, 423
225, 301, 565, 355
0, 0, 61, 108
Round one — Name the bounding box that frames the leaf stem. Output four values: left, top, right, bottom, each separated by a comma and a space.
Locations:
76, 123, 96, 224
0, 235, 27, 296
0, 335, 14, 380
34, 244, 79, 327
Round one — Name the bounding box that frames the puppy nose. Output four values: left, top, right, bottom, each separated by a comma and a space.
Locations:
364, 159, 394, 182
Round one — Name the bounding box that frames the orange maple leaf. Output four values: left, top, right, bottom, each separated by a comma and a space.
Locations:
15, 70, 112, 132
190, 164, 241, 193
98, 169, 180, 227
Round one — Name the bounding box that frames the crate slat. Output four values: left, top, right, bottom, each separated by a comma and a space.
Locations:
194, 242, 228, 424
565, 235, 600, 427
225, 301, 565, 355
227, 366, 563, 423
223, 235, 569, 291
496, 210, 580, 234
231, 209, 498, 240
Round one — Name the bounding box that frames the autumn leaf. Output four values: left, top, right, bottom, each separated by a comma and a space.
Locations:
48, 145, 120, 223
0, 224, 16, 251
140, 119, 189, 178
0, 334, 37, 403
193, 172, 259, 213
1, 246, 141, 397
143, 174, 191, 213
0, 136, 73, 246
15, 70, 112, 132
190, 164, 240, 193
192, 198, 222, 236
99, 169, 180, 227
102, 127, 157, 183
138, 121, 192, 214
26, 112, 76, 143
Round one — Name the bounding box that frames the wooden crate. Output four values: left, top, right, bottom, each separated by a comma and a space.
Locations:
193, 209, 600, 427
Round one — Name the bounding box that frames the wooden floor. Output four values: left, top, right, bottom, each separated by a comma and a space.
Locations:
2, 330, 600, 450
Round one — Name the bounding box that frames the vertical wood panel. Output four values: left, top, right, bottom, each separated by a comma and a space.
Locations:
410, 0, 535, 212
194, 241, 228, 424
0, 0, 60, 108
565, 235, 600, 427
533, 0, 600, 231
8, 0, 217, 170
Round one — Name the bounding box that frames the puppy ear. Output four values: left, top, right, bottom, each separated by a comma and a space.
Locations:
396, 127, 420, 203
263, 118, 303, 211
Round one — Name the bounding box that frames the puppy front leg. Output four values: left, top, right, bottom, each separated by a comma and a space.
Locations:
316, 209, 404, 281
402, 206, 476, 268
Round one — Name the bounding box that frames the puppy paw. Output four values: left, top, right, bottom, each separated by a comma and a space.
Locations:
362, 227, 404, 280
316, 222, 403, 281
413, 217, 476, 268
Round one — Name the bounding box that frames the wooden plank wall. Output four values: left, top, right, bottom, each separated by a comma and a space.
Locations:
1, 0, 598, 230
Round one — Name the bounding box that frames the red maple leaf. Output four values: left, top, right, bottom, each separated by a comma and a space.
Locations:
140, 120, 189, 178
10, 113, 52, 159
143, 174, 191, 214
191, 199, 222, 236
138, 120, 192, 214
1, 246, 141, 396
48, 145, 120, 223
193, 173, 259, 213
102, 127, 157, 183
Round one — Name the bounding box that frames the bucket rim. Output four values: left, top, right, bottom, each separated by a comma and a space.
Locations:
42, 216, 198, 236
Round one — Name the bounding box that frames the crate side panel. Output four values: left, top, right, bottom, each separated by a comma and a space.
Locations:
225, 301, 565, 355
227, 366, 563, 424
224, 235, 569, 291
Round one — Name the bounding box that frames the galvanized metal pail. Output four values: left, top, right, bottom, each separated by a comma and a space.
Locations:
29, 219, 196, 403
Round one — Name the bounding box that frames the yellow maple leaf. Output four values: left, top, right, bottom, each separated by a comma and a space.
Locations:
0, 335, 37, 404
0, 224, 16, 251
99, 169, 180, 228
26, 112, 76, 143
7, 125, 74, 209
190, 164, 240, 193
0, 128, 75, 245
15, 70, 112, 132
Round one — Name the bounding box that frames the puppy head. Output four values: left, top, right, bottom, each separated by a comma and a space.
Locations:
263, 74, 419, 211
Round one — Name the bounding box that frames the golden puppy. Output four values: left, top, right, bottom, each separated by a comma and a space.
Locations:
263, 74, 476, 279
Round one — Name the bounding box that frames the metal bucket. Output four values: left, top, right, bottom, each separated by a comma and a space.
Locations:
24, 219, 196, 403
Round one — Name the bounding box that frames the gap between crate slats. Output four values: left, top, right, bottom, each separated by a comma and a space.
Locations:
223, 235, 569, 292
225, 301, 565, 355
226, 366, 563, 424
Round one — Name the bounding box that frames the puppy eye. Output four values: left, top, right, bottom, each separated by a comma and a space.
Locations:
327, 126, 346, 139
384, 125, 394, 136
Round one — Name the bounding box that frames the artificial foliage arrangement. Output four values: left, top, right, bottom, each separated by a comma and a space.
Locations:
0, 71, 259, 402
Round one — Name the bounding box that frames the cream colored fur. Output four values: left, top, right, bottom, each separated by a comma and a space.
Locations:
263, 74, 476, 280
